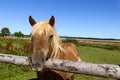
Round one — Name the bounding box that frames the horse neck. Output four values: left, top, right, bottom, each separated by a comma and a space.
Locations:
48, 39, 64, 59
48, 42, 60, 58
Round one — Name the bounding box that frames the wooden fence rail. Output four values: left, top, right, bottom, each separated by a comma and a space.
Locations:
0, 53, 120, 79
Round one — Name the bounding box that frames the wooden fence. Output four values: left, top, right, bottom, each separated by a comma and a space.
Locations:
0, 53, 120, 79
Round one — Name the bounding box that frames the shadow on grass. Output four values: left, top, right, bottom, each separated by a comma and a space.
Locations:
28, 78, 37, 80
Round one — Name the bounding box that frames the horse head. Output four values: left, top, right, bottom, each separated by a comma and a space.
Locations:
29, 16, 56, 71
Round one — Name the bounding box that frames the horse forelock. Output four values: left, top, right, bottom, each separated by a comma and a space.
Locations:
50, 31, 64, 58
32, 21, 51, 37
31, 20, 63, 58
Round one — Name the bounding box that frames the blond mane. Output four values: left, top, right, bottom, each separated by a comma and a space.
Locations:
32, 20, 63, 58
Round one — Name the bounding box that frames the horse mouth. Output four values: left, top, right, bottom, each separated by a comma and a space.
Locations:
29, 61, 45, 72
32, 67, 43, 72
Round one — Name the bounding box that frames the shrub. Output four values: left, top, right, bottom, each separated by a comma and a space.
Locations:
14, 31, 24, 37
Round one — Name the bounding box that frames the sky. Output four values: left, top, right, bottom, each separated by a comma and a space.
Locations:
0, 0, 120, 39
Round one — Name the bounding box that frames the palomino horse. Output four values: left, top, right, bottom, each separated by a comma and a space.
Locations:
29, 16, 82, 80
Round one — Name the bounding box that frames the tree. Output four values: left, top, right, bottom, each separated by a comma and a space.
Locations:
14, 31, 24, 37
1, 27, 11, 36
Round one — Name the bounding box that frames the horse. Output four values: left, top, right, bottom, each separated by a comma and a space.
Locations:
29, 15, 82, 80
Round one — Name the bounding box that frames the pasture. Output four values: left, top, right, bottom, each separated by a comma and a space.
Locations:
0, 38, 120, 80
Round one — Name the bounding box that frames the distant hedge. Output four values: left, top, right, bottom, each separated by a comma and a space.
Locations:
62, 39, 79, 46
79, 42, 120, 50
62, 38, 120, 50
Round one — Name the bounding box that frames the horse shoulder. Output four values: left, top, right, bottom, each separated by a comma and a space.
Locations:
52, 43, 82, 80
60, 43, 79, 61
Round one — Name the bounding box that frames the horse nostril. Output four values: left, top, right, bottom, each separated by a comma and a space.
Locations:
30, 53, 47, 72
30, 62, 42, 71
29, 56, 46, 71
41, 57, 45, 62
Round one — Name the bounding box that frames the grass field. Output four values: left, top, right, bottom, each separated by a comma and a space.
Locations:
0, 38, 120, 80
75, 46, 120, 80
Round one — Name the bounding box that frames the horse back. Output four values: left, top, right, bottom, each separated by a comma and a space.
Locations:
60, 43, 82, 61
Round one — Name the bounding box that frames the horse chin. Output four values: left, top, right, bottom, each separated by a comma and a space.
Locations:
32, 68, 43, 72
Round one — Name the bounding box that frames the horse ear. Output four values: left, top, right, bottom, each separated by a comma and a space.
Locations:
29, 16, 36, 26
49, 16, 55, 27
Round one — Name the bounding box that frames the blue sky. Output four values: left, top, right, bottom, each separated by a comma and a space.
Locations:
0, 0, 120, 39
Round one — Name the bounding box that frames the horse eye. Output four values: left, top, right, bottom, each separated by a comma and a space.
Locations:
49, 35, 53, 39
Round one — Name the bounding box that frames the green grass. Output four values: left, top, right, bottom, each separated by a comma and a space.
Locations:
3, 72, 36, 80
75, 46, 120, 80
78, 46, 120, 64
0, 38, 120, 80
0, 62, 35, 80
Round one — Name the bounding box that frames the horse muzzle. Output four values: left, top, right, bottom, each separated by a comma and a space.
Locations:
29, 53, 46, 72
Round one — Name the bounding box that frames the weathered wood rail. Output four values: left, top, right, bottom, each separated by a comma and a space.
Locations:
0, 53, 120, 79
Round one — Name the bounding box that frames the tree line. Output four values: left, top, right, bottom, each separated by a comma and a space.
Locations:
0, 27, 24, 37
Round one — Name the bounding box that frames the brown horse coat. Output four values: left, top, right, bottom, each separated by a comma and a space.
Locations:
29, 16, 82, 80
37, 43, 82, 80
